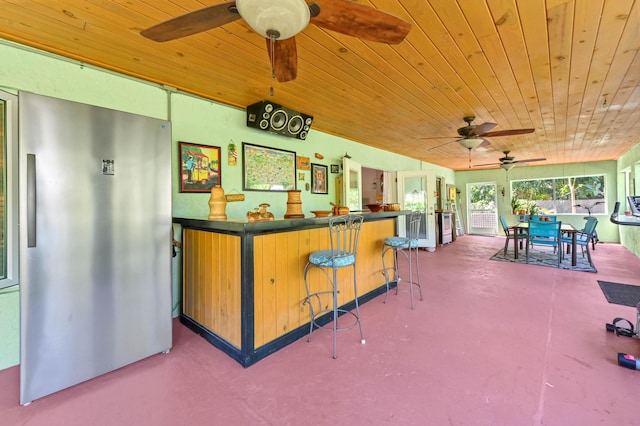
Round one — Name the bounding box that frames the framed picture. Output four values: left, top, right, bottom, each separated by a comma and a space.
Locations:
179, 141, 221, 193
311, 163, 328, 194
243, 142, 297, 192
447, 184, 456, 200
297, 156, 310, 170
330, 164, 339, 174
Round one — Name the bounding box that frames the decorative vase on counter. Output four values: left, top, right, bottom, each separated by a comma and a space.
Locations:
284, 190, 305, 219
208, 185, 227, 220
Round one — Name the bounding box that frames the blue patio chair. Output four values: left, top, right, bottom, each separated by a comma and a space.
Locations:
531, 215, 557, 222
562, 217, 598, 267
526, 220, 562, 266
499, 215, 527, 255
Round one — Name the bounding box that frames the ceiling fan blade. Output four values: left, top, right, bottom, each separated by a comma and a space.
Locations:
478, 138, 491, 148
140, 2, 240, 42
311, 0, 411, 44
481, 128, 535, 137
513, 157, 546, 164
267, 37, 298, 82
472, 162, 501, 167
469, 122, 497, 136
427, 140, 457, 151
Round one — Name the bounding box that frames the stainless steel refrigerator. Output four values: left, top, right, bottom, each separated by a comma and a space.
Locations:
19, 92, 173, 404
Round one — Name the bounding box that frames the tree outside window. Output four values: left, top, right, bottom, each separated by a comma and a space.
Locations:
470, 184, 496, 210
511, 175, 605, 214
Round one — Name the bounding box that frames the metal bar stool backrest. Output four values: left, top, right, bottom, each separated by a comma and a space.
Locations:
326, 215, 363, 267
407, 210, 422, 242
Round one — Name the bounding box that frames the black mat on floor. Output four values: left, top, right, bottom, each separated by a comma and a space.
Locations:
597, 281, 640, 307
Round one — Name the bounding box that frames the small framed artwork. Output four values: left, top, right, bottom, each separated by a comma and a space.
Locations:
330, 164, 340, 174
447, 184, 456, 201
311, 163, 328, 194
243, 142, 297, 191
297, 155, 311, 170
179, 141, 221, 193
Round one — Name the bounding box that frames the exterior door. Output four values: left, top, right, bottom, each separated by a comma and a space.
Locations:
342, 157, 362, 211
397, 170, 436, 248
466, 182, 498, 236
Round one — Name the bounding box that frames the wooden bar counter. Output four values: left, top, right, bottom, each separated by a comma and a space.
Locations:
173, 211, 408, 367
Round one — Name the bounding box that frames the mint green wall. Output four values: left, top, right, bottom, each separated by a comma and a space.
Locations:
616, 145, 640, 257
0, 41, 452, 370
454, 161, 620, 242
0, 286, 19, 368
169, 93, 454, 219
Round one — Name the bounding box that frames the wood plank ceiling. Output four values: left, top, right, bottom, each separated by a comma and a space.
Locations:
0, 0, 638, 171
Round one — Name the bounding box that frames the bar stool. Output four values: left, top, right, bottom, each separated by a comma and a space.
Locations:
303, 214, 365, 359
381, 210, 423, 309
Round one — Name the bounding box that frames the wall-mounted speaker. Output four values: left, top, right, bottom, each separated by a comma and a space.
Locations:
246, 100, 313, 140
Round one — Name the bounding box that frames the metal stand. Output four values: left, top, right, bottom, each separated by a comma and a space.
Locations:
381, 211, 423, 309
303, 215, 365, 359
608, 201, 640, 369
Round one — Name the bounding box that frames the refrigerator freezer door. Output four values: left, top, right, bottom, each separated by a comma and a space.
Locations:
19, 92, 173, 404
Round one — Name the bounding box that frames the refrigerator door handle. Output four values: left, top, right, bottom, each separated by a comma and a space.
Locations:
27, 153, 36, 247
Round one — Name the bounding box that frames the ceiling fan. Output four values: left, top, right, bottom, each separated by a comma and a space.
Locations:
473, 151, 547, 170
425, 116, 535, 151
140, 0, 412, 82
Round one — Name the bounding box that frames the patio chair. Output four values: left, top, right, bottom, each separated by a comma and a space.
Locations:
526, 220, 562, 266
531, 215, 557, 222
562, 217, 598, 267
499, 215, 527, 255
581, 215, 600, 250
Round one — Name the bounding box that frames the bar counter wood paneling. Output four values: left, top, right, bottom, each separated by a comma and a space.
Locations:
173, 211, 408, 367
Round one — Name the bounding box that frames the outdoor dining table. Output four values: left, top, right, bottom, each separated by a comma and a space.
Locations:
510, 222, 578, 266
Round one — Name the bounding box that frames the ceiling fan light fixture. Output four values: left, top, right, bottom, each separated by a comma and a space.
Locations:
500, 163, 515, 171
236, 0, 310, 40
458, 138, 483, 150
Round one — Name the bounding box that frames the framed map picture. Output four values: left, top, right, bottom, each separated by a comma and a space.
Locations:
243, 142, 296, 191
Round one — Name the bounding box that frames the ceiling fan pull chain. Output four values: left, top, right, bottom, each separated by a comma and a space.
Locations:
268, 31, 278, 79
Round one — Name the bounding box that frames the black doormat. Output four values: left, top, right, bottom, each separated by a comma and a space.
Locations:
597, 280, 640, 307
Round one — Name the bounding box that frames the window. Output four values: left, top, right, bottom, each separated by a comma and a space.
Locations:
511, 175, 606, 215
0, 90, 19, 289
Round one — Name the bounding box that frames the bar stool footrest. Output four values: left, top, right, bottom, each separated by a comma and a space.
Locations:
310, 309, 362, 334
